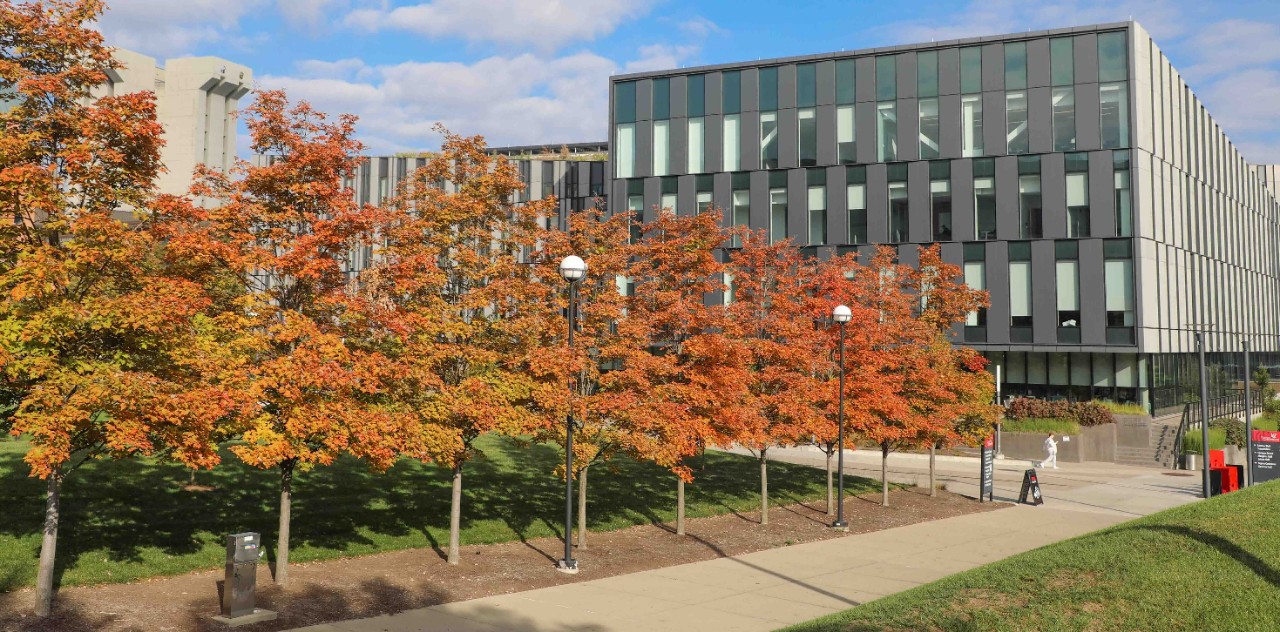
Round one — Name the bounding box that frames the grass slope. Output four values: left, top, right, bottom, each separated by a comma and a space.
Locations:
0, 435, 874, 591
782, 481, 1280, 632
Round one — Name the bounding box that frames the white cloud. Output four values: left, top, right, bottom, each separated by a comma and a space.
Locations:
341, 0, 655, 51
873, 0, 1185, 47
678, 16, 725, 38
258, 51, 617, 154
624, 44, 700, 74
277, 0, 349, 30
95, 0, 268, 58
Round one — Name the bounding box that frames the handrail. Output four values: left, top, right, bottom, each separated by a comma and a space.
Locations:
1174, 388, 1259, 469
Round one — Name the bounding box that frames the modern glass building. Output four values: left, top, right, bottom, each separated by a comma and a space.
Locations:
606, 22, 1280, 414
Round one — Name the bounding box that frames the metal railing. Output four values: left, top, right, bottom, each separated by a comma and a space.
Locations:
1173, 388, 1259, 469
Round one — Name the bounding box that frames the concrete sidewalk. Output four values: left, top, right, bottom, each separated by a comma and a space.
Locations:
291, 460, 1199, 632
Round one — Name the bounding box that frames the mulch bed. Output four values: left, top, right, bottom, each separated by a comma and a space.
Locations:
0, 488, 1004, 632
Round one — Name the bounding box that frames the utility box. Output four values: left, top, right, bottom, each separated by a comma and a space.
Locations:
212, 532, 277, 627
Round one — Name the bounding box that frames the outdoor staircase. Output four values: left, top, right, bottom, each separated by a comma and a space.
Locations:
1112, 415, 1182, 468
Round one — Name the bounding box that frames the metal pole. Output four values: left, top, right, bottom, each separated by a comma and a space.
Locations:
1244, 339, 1252, 487
561, 282, 578, 571
1198, 332, 1211, 499
833, 321, 847, 529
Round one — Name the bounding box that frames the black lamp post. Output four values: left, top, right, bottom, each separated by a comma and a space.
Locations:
557, 255, 586, 573
832, 304, 852, 529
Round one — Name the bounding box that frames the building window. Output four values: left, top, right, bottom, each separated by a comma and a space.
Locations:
723, 70, 742, 114
653, 77, 670, 120
960, 47, 982, 94
1009, 242, 1032, 340
974, 158, 996, 240
761, 111, 779, 169
723, 114, 740, 171
1052, 87, 1076, 152
961, 95, 983, 157
688, 117, 705, 173
1006, 91, 1028, 154
847, 166, 867, 244
797, 63, 817, 108
877, 102, 897, 162
1066, 156, 1089, 238
1005, 42, 1027, 90
661, 176, 677, 215
1019, 156, 1042, 239
770, 188, 787, 244
799, 108, 817, 167
888, 175, 908, 243
919, 98, 940, 159
917, 50, 938, 98
1098, 31, 1128, 82
964, 243, 987, 340
1050, 37, 1073, 86
932, 178, 951, 242
731, 179, 750, 248
615, 123, 635, 178
759, 66, 778, 111
836, 59, 855, 105
808, 169, 827, 245
876, 55, 896, 101
1100, 82, 1129, 149
687, 74, 705, 117
696, 175, 713, 214
723, 273, 735, 306
626, 183, 643, 243
653, 120, 669, 176
1056, 240, 1080, 343
837, 105, 856, 164
1104, 239, 1135, 344
1114, 150, 1132, 237
615, 80, 636, 122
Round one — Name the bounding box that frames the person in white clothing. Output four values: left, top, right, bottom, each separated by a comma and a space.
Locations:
1041, 432, 1059, 469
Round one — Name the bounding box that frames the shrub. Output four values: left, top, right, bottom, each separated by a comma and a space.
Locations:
1002, 417, 1081, 435
1005, 398, 1114, 427
1209, 417, 1246, 449
1095, 400, 1147, 415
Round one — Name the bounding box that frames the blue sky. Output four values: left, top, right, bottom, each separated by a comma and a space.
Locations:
96, 0, 1280, 162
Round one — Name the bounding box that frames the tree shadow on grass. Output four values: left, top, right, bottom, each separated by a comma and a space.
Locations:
1117, 524, 1280, 589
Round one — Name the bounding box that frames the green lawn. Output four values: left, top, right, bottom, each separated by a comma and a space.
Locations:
0, 435, 874, 592
780, 481, 1280, 632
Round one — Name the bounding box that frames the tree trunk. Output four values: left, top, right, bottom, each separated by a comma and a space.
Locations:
676, 477, 686, 536
929, 442, 938, 497
825, 449, 834, 516
449, 462, 463, 565
576, 464, 587, 550
881, 443, 890, 507
34, 469, 62, 617
276, 460, 294, 586
759, 450, 769, 525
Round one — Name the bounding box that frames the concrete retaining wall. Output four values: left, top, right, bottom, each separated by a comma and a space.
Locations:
1001, 424, 1117, 463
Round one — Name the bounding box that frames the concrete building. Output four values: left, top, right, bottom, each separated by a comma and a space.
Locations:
91, 48, 252, 197
607, 21, 1280, 413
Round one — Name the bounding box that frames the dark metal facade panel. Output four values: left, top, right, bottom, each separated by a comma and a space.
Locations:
816, 60, 836, 106
742, 68, 760, 112
713, 171, 732, 219
643, 176, 661, 222
908, 160, 931, 243
1073, 33, 1100, 85
897, 53, 917, 99
995, 156, 1019, 239
671, 75, 688, 119
856, 57, 876, 103
778, 64, 798, 110
940, 94, 962, 157
749, 170, 770, 230
1027, 38, 1051, 88
1028, 86, 1053, 153
706, 72, 723, 116
635, 120, 653, 178
817, 104, 838, 165
670, 118, 687, 176
1041, 152, 1067, 239
856, 101, 877, 163
1089, 151, 1115, 236
982, 91, 1006, 157
705, 114, 723, 175
986, 241, 1011, 344
677, 174, 696, 216
939, 47, 961, 96
1075, 82, 1102, 151
827, 165, 848, 243
866, 163, 889, 242
741, 110, 761, 171
779, 108, 799, 169
982, 43, 1005, 92
1079, 238, 1106, 345
899, 97, 920, 162
1031, 240, 1057, 344
636, 79, 653, 121
788, 168, 807, 240
952, 158, 975, 240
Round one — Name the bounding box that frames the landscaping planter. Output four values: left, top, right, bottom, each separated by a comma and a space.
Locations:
1000, 423, 1117, 463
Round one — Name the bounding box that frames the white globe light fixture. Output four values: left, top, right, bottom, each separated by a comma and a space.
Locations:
833, 304, 852, 323
559, 255, 587, 282
830, 303, 852, 529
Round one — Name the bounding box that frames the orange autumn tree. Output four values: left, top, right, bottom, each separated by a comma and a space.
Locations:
162, 90, 403, 586
364, 129, 556, 566
721, 231, 827, 525
911, 246, 998, 495
0, 0, 234, 616
528, 206, 642, 550
611, 209, 743, 535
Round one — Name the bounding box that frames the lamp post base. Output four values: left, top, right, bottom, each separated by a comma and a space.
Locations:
831, 519, 848, 531
556, 559, 579, 574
